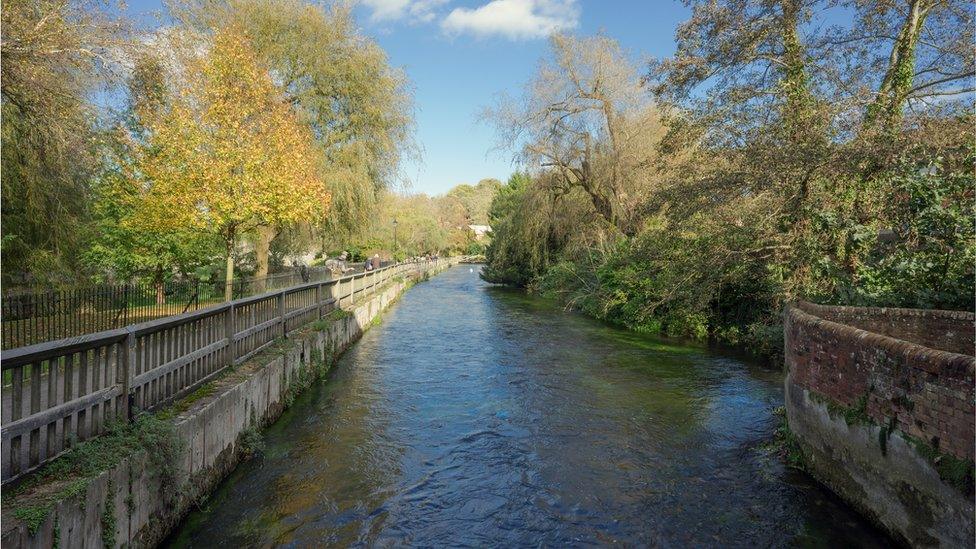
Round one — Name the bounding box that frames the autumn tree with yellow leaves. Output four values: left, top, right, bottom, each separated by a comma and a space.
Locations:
125, 27, 329, 300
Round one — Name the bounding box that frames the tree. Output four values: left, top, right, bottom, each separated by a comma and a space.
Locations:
84, 54, 219, 300
849, 0, 973, 133
487, 34, 668, 237
126, 27, 329, 300
484, 35, 676, 290
171, 0, 415, 279
484, 5, 974, 354
448, 178, 502, 225
1, 0, 129, 286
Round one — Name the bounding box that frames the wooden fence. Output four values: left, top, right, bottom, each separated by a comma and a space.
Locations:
0, 260, 445, 485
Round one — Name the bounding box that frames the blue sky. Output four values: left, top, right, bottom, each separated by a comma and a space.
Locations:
356, 0, 690, 194
125, 1, 692, 195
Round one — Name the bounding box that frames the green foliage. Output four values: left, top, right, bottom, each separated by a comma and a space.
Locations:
482, 172, 555, 286
8, 414, 185, 510
84, 160, 220, 283
447, 178, 503, 225
770, 407, 806, 470
812, 153, 975, 310
481, 6, 974, 360
212, 0, 414, 241
171, 384, 218, 415
1, 0, 422, 290
0, 0, 129, 287
53, 516, 60, 549
487, 146, 974, 355
239, 410, 265, 459
327, 308, 352, 321
911, 439, 976, 497
13, 504, 52, 536
101, 478, 116, 549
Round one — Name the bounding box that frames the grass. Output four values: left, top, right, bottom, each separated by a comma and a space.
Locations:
169, 384, 218, 416
808, 390, 871, 427
238, 410, 265, 459
101, 478, 116, 549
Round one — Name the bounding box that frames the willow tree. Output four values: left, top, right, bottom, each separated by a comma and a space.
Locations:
0, 0, 129, 286
126, 27, 329, 300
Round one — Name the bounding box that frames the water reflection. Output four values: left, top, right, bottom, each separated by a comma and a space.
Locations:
166, 267, 888, 547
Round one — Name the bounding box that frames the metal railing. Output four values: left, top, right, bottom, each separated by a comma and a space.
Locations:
0, 264, 381, 350
0, 259, 449, 484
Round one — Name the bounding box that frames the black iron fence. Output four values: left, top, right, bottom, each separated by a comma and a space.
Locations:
0, 264, 378, 350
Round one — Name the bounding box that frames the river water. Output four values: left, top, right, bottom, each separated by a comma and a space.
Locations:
167, 266, 888, 547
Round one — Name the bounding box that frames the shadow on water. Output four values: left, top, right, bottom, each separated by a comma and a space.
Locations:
165, 266, 891, 547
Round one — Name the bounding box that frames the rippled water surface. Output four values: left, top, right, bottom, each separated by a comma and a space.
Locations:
167, 266, 888, 547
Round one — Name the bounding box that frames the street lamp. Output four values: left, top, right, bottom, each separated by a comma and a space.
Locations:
392, 218, 398, 256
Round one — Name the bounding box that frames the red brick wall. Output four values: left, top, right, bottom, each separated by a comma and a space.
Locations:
797, 302, 974, 355
785, 302, 975, 461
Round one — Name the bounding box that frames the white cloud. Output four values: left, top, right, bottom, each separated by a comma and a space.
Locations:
441, 0, 579, 40
360, 0, 449, 23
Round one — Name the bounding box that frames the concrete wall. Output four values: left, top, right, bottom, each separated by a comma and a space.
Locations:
784, 302, 975, 547
2, 261, 455, 548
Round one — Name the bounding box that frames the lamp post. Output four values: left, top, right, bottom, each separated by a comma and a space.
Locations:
392, 218, 398, 256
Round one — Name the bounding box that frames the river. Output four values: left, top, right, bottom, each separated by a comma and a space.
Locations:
166, 266, 888, 547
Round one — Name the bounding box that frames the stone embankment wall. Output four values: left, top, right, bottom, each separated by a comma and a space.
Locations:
784, 301, 975, 547
2, 261, 455, 548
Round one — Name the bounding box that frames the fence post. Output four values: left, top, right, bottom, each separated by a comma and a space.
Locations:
278, 290, 287, 339
315, 283, 323, 319
123, 284, 130, 327
121, 327, 136, 422
224, 302, 236, 366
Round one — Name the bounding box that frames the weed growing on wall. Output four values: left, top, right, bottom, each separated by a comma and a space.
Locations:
101, 478, 116, 549
769, 407, 806, 470
910, 438, 975, 497
807, 388, 975, 496
239, 410, 265, 459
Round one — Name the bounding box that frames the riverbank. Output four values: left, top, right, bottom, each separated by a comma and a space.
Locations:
1, 261, 455, 548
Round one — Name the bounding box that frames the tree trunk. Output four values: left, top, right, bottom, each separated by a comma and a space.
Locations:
253, 225, 277, 293
779, 0, 814, 142
224, 233, 236, 302
154, 266, 165, 305
864, 0, 930, 132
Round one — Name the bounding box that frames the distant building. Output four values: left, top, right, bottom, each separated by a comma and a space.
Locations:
468, 225, 492, 241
